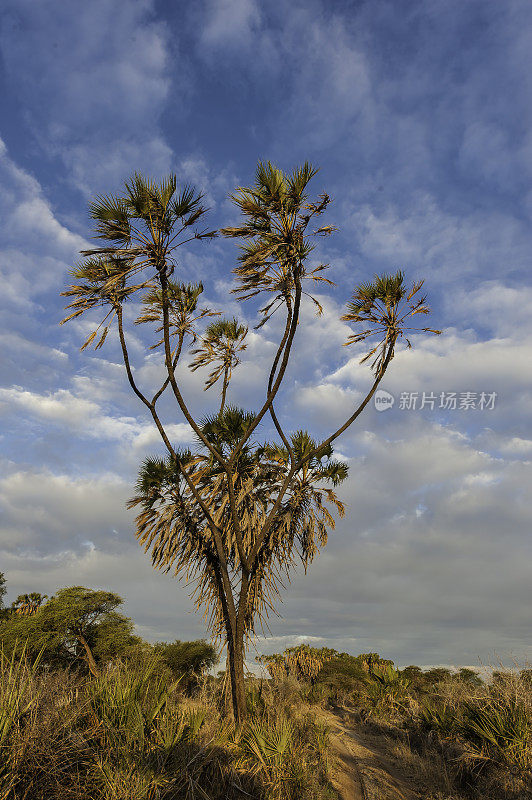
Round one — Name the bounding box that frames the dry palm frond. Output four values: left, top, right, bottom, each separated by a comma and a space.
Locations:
189, 319, 248, 409
135, 280, 218, 351
129, 413, 348, 644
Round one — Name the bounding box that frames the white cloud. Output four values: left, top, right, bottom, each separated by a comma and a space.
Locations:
1, 0, 532, 668
348, 196, 529, 285
0, 466, 211, 642
0, 332, 67, 363
200, 0, 261, 49
0, 141, 87, 302
451, 281, 532, 338
256, 420, 532, 665
0, 385, 192, 452
330, 330, 532, 399
63, 138, 174, 198
0, 469, 130, 548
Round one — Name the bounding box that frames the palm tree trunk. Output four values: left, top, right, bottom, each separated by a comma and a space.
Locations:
223, 651, 232, 715
225, 623, 246, 723
229, 575, 251, 724
234, 633, 246, 722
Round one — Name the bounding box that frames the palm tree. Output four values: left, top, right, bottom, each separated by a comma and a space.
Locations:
62, 165, 439, 723
128, 410, 348, 711
136, 280, 218, 353
260, 645, 336, 683
189, 318, 248, 413
12, 593, 48, 616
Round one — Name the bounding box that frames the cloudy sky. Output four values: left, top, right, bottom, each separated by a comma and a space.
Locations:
1, 0, 531, 670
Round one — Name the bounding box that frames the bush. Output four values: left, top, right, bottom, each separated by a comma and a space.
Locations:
154, 639, 217, 690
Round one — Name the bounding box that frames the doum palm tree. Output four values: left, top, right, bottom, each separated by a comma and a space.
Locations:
62, 164, 439, 722
12, 593, 48, 616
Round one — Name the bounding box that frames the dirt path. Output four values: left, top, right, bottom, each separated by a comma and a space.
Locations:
324, 709, 420, 800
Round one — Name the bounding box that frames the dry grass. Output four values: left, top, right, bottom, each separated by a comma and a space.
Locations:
0, 655, 336, 800
334, 665, 532, 799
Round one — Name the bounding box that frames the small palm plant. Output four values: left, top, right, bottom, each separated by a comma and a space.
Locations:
0, 645, 41, 748
189, 318, 248, 413
239, 716, 295, 798
461, 698, 532, 772
365, 664, 412, 715
87, 657, 171, 753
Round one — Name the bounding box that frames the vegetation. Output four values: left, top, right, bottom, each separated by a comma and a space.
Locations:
0, 579, 334, 800
61, 163, 439, 722
154, 639, 217, 690
0, 587, 140, 676
0, 573, 6, 619
1, 576, 531, 797
258, 646, 532, 798
0, 658, 335, 800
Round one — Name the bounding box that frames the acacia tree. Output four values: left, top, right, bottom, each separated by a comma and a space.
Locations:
62, 164, 439, 722
0, 587, 138, 674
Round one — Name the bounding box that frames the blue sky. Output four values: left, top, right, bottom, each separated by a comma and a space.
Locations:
1, 0, 532, 669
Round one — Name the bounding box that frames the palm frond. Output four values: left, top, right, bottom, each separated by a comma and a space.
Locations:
62, 173, 211, 352
341, 271, 441, 375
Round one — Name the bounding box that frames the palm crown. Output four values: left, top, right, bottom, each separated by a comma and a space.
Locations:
135, 281, 218, 353
189, 318, 248, 411
221, 161, 336, 325
128, 409, 348, 640
341, 271, 441, 375
61, 174, 215, 352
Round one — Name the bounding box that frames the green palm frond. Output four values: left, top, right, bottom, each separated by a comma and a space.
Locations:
61, 256, 145, 348
200, 407, 257, 450
62, 173, 213, 351
221, 161, 333, 324
341, 271, 441, 375
189, 317, 248, 395
135, 280, 218, 350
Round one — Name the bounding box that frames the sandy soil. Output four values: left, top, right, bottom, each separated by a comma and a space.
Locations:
325, 709, 421, 800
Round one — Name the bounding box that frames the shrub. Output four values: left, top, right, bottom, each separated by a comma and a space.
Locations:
154, 639, 217, 690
